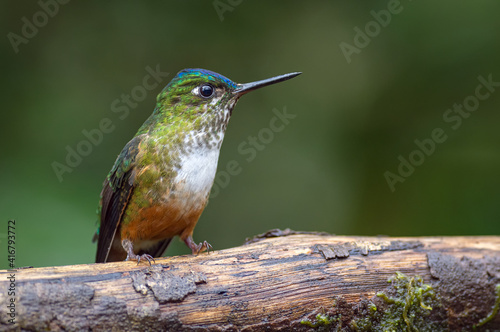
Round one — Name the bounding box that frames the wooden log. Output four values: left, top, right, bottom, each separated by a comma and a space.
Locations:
1, 230, 499, 331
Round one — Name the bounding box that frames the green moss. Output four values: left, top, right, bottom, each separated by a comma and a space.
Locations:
376, 292, 395, 304
301, 313, 334, 328
351, 271, 443, 332
474, 283, 500, 329
351, 302, 378, 331
377, 272, 439, 331
301, 313, 342, 330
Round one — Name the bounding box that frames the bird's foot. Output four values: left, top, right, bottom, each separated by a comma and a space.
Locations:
127, 252, 155, 265
184, 236, 213, 255
122, 239, 155, 265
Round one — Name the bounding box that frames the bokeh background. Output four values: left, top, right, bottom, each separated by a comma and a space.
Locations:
1, 1, 499, 268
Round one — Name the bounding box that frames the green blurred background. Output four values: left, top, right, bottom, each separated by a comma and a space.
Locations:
1, 1, 499, 268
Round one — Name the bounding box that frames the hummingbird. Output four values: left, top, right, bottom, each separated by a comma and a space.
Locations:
94, 68, 301, 263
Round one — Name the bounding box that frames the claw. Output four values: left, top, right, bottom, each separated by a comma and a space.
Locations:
184, 236, 213, 255
122, 239, 155, 265
203, 240, 213, 253
135, 253, 155, 265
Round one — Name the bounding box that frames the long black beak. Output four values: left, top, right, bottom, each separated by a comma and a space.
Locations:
234, 72, 301, 96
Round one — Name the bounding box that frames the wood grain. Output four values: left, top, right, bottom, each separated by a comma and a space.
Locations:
1, 232, 499, 331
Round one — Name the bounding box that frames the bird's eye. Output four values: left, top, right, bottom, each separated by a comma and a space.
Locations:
199, 84, 215, 98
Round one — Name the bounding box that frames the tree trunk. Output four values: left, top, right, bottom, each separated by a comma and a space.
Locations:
1, 230, 499, 331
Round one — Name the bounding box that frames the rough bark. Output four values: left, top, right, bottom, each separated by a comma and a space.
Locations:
1, 230, 499, 331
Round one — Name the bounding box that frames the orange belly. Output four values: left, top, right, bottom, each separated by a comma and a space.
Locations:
120, 201, 206, 243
